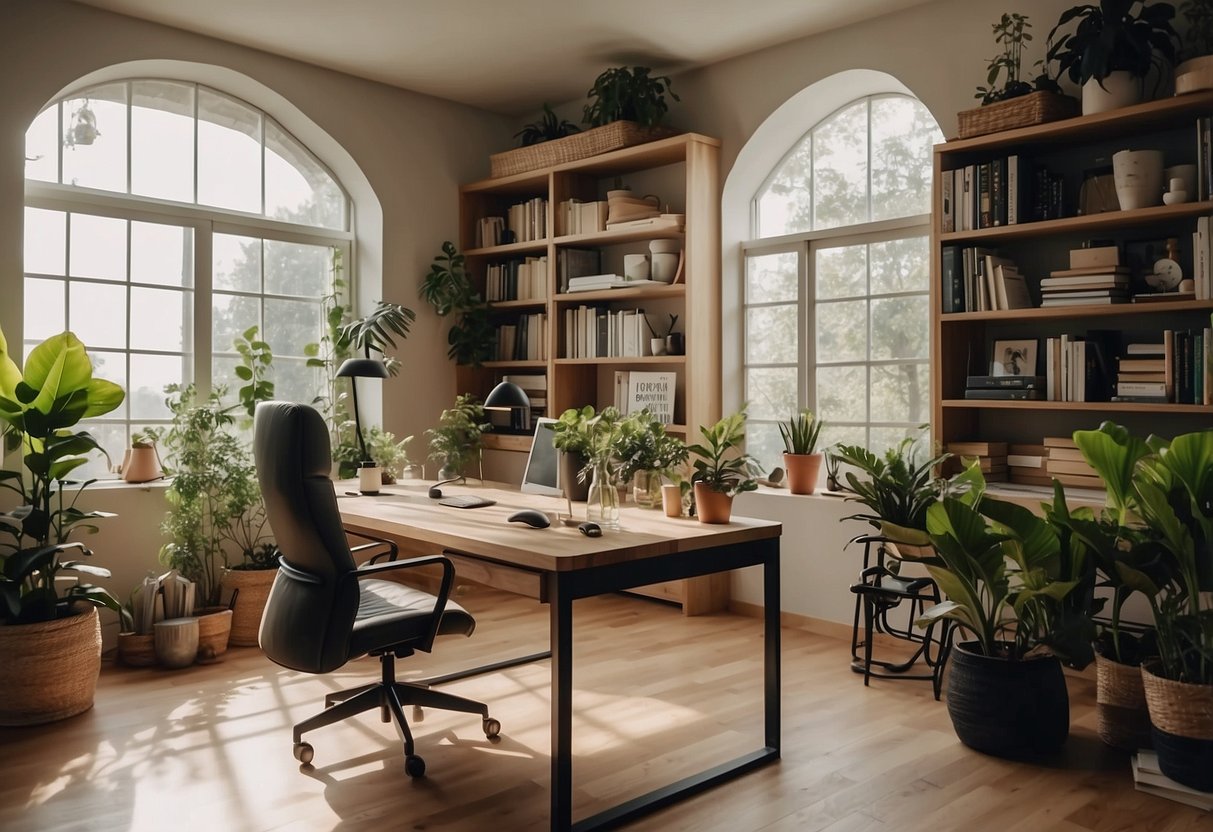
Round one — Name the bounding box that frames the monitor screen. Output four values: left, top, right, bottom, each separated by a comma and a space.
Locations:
521, 417, 563, 497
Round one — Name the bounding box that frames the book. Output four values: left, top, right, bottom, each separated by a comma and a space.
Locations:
622, 371, 676, 424
1046, 458, 1098, 476
1133, 751, 1213, 811
1039, 276, 1129, 289
1049, 266, 1130, 278
946, 441, 1008, 456
995, 265, 1032, 309
1119, 358, 1166, 372
963, 388, 1044, 400
1050, 472, 1105, 489
966, 375, 1045, 389
942, 245, 962, 313
1047, 447, 1087, 462
941, 169, 955, 232
1069, 246, 1120, 270
1133, 292, 1196, 303
1007, 454, 1045, 469
1126, 343, 1165, 355
1040, 296, 1129, 307
1039, 289, 1128, 299
1043, 436, 1078, 448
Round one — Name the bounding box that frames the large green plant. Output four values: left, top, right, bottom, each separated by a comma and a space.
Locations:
687, 410, 760, 497
425, 394, 488, 477
419, 241, 494, 366
1047, 1, 1179, 86
583, 66, 680, 128
0, 328, 125, 624
832, 433, 952, 541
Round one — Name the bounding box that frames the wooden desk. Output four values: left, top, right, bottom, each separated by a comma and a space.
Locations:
338, 480, 782, 832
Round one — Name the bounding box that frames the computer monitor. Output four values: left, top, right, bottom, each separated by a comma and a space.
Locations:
521, 417, 563, 497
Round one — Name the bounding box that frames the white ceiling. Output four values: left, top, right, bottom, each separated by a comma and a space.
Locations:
74, 0, 935, 115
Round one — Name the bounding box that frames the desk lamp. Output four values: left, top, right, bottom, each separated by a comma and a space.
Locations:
336, 357, 389, 493
483, 380, 531, 433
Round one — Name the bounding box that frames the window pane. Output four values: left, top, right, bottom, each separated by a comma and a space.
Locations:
212, 293, 260, 352
871, 296, 929, 360
265, 239, 330, 297
746, 251, 798, 304
69, 214, 127, 282
198, 89, 261, 214
817, 364, 866, 423
25, 105, 58, 183
819, 423, 866, 454
131, 81, 195, 203
24, 278, 65, 342
131, 222, 193, 287
89, 352, 128, 417
24, 207, 66, 275
213, 233, 261, 292
870, 426, 924, 458
76, 422, 126, 481
870, 236, 929, 295
747, 367, 798, 421
70, 282, 126, 349
211, 355, 240, 404
130, 353, 186, 420
130, 287, 190, 352
62, 84, 127, 193
816, 300, 866, 362
870, 96, 941, 222
263, 298, 321, 356
816, 244, 866, 300
870, 363, 930, 424
813, 100, 867, 230
745, 305, 797, 364
756, 137, 812, 237
275, 357, 319, 406
265, 121, 344, 230
746, 422, 783, 478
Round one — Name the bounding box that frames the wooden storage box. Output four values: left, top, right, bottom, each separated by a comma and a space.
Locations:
489, 121, 676, 178
956, 91, 1078, 140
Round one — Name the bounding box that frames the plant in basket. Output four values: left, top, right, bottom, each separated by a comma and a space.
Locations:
514, 103, 580, 147
583, 66, 680, 128
1175, 0, 1213, 93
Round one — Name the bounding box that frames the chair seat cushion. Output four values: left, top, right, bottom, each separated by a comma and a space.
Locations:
349, 578, 476, 658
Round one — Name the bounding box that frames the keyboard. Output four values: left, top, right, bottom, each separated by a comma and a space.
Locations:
438, 495, 497, 509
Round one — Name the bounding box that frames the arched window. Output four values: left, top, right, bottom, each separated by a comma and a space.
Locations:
742, 94, 941, 472
23, 79, 352, 477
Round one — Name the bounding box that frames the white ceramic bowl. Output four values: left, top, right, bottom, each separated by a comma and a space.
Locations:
648, 238, 682, 254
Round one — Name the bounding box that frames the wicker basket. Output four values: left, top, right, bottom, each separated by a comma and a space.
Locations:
0, 607, 102, 726
957, 92, 1078, 140
117, 631, 157, 667
194, 608, 233, 664
221, 568, 277, 647
1141, 662, 1213, 792
1095, 652, 1151, 750
489, 121, 677, 179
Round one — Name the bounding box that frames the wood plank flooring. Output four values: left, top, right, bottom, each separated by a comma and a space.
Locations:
0, 585, 1207, 832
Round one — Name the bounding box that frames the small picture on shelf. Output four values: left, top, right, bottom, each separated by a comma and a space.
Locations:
992, 338, 1037, 377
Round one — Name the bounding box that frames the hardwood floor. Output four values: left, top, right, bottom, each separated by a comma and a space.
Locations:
0, 586, 1207, 832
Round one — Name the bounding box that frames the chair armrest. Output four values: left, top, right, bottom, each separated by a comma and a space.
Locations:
353, 555, 455, 652
347, 529, 399, 563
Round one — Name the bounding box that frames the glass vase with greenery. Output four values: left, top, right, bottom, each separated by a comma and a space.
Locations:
615, 411, 688, 508
425, 394, 488, 480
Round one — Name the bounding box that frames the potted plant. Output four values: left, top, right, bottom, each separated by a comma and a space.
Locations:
0, 328, 126, 725
615, 411, 688, 509
425, 394, 489, 480
419, 241, 494, 366
583, 65, 680, 129
514, 103, 580, 146
1176, 0, 1213, 93
912, 472, 1098, 758
365, 426, 414, 485
550, 405, 596, 502
687, 410, 760, 524
777, 409, 825, 495
1048, 0, 1180, 115
552, 406, 626, 528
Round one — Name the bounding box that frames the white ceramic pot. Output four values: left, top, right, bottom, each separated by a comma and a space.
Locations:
1112, 149, 1165, 211
1082, 72, 1144, 115
358, 463, 382, 495
652, 252, 679, 283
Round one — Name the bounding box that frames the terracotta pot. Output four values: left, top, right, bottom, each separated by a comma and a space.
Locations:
221, 567, 278, 647
1094, 650, 1151, 751
0, 607, 102, 726
194, 607, 233, 664
783, 452, 823, 495
693, 483, 734, 524
1141, 662, 1213, 792
117, 631, 157, 667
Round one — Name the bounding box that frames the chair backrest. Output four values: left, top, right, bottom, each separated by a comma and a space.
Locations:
254, 401, 359, 673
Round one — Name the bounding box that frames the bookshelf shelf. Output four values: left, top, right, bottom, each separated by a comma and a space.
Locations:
464, 239, 549, 257
939, 201, 1213, 245
942, 400, 1213, 414
555, 355, 687, 366
941, 299, 1213, 322
555, 226, 684, 247
488, 299, 548, 310
554, 285, 685, 303
480, 359, 548, 369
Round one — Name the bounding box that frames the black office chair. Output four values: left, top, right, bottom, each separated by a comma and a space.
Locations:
848, 535, 952, 700
253, 401, 500, 777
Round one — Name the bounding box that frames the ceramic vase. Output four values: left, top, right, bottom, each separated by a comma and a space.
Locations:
783, 452, 823, 495
154, 617, 199, 669
1082, 71, 1143, 115
1112, 149, 1165, 211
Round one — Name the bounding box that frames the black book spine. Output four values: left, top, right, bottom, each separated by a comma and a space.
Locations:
942, 245, 962, 313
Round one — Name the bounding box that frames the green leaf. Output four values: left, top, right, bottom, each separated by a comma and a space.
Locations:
81, 378, 124, 418
234, 365, 253, 381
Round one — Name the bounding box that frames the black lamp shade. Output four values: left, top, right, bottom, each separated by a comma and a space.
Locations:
336, 358, 389, 379
484, 381, 531, 411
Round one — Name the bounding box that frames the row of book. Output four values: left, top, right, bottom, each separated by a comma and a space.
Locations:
486, 256, 547, 302
554, 199, 609, 237
939, 157, 1064, 233
493, 313, 548, 362
1111, 331, 1213, 405
1044, 333, 1114, 402
940, 246, 1030, 312
564, 306, 654, 359
507, 197, 548, 243
612, 371, 676, 425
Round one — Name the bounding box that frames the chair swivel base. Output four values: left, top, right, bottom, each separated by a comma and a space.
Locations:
290, 651, 501, 776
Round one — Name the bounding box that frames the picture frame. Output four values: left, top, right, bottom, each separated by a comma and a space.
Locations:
1122, 236, 1179, 294
992, 338, 1037, 376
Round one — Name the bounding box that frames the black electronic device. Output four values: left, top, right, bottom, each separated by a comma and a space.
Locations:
429, 476, 466, 499
438, 495, 496, 509
577, 521, 602, 537
507, 509, 551, 528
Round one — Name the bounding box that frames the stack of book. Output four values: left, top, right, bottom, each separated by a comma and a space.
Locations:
493, 313, 548, 362
567, 273, 627, 292
1112, 330, 1213, 404
944, 441, 1007, 482
1007, 443, 1049, 486
564, 306, 651, 359
1043, 437, 1102, 489
965, 374, 1044, 401
1039, 266, 1129, 307
1115, 343, 1168, 403
486, 256, 547, 302
1132, 750, 1213, 810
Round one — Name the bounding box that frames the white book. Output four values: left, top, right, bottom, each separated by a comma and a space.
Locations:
1007, 454, 1044, 468
1132, 752, 1213, 811
625, 372, 676, 424
1046, 338, 1056, 401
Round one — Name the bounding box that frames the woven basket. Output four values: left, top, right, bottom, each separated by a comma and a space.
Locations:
489, 121, 678, 179
957, 92, 1078, 140
117, 631, 156, 667
0, 607, 102, 726
194, 608, 232, 664
1142, 663, 1213, 741
1095, 652, 1151, 750
222, 568, 277, 647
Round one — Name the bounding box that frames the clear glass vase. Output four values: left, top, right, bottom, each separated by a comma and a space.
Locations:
632, 469, 663, 509
586, 462, 621, 530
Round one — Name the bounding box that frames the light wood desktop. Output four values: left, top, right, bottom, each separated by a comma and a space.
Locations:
337, 479, 782, 832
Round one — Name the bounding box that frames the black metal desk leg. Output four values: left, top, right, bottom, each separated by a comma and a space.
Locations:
764, 539, 781, 752
550, 573, 574, 832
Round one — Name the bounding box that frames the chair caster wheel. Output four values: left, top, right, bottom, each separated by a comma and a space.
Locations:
293, 742, 314, 765
405, 754, 426, 778
483, 717, 501, 739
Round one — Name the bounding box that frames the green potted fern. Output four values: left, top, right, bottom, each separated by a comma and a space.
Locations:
687, 410, 760, 524
777, 409, 824, 495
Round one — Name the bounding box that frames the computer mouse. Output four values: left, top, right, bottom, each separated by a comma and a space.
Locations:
508, 509, 551, 529
578, 521, 602, 537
